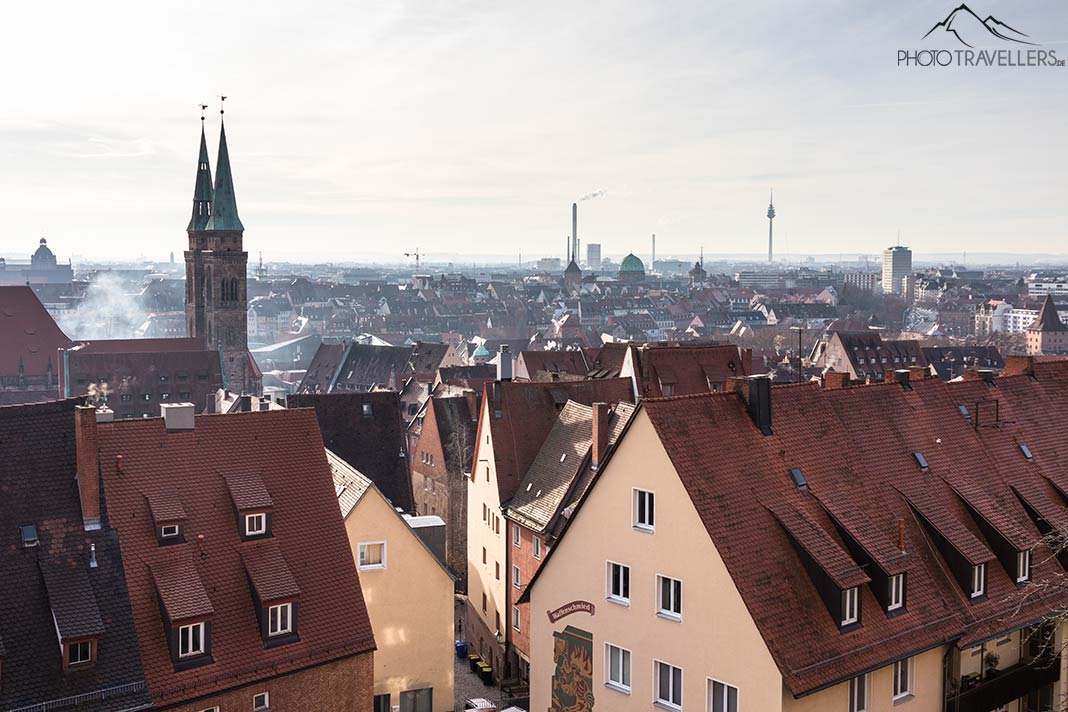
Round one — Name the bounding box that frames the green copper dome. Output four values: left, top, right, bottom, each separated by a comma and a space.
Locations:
619, 253, 645, 272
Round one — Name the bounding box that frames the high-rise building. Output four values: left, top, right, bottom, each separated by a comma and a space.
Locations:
767, 191, 776, 263
184, 113, 260, 394
881, 245, 912, 295
586, 243, 601, 271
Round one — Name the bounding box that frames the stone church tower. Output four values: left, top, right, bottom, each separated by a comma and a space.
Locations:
185, 116, 261, 394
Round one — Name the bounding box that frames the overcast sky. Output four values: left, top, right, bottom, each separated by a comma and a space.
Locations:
0, 0, 1065, 264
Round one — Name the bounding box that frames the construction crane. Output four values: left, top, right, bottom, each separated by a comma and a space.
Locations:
404, 248, 424, 270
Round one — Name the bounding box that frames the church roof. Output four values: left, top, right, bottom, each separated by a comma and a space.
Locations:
619, 253, 645, 273
205, 120, 244, 232
564, 259, 582, 276
1028, 294, 1067, 332
187, 124, 214, 233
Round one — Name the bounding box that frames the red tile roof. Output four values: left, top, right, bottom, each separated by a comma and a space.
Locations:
151, 555, 215, 623
631, 343, 751, 397
67, 337, 207, 354
633, 368, 1068, 695
0, 285, 69, 376
242, 542, 301, 603
97, 409, 375, 707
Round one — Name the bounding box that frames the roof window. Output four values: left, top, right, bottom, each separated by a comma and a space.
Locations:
1020, 444, 1034, 462
20, 524, 39, 547
788, 468, 808, 490
913, 452, 929, 472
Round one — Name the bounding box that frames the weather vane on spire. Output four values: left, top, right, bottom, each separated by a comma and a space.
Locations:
199, 103, 208, 122
219, 95, 227, 115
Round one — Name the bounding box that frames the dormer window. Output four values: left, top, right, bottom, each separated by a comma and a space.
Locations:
269, 602, 293, 636
179, 621, 207, 658
888, 573, 905, 612
841, 587, 859, 626
970, 563, 986, 599
246, 513, 267, 536
1017, 550, 1031, 583
161, 524, 180, 538
67, 640, 94, 666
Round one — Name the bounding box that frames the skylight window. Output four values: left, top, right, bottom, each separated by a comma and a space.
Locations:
1020, 444, 1034, 462
958, 405, 970, 419
19, 524, 38, 548
912, 452, 929, 472
789, 468, 808, 489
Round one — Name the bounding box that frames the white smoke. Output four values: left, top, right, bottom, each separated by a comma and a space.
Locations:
578, 189, 608, 202
57, 272, 149, 340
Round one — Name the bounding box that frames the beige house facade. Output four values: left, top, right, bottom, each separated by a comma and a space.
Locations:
330, 450, 455, 712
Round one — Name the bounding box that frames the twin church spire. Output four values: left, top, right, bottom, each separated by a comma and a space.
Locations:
188, 110, 243, 234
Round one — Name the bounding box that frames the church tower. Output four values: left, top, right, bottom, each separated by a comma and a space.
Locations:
185, 108, 259, 394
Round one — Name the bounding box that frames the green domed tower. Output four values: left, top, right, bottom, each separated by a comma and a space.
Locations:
618, 253, 646, 284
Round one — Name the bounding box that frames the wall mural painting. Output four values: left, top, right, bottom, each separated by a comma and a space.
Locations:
549, 625, 594, 712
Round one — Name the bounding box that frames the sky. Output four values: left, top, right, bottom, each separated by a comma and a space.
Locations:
0, 0, 1065, 265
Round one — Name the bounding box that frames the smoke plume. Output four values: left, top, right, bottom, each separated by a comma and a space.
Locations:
57, 272, 149, 340
578, 189, 607, 202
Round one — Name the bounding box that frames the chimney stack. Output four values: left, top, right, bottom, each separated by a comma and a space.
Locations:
908, 365, 928, 381
591, 402, 610, 470
732, 375, 772, 436
161, 403, 195, 432
823, 371, 850, 390
1003, 355, 1034, 377
74, 405, 102, 531
572, 203, 578, 264
497, 345, 514, 382
893, 369, 911, 390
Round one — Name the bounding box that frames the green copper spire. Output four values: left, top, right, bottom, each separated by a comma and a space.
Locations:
206, 117, 244, 232
187, 122, 214, 232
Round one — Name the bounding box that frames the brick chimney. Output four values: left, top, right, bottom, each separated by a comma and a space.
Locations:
1003, 355, 1034, 377
591, 402, 609, 470
823, 371, 850, 390
74, 405, 101, 531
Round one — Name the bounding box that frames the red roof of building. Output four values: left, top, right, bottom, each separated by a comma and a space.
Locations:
0, 285, 69, 376
478, 378, 634, 502
631, 343, 752, 397
66, 337, 207, 354
634, 370, 1068, 695
97, 409, 375, 707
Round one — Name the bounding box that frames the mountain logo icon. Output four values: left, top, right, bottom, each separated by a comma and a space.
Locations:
923, 4, 1036, 48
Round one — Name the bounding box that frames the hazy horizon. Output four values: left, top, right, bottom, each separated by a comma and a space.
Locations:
1, 1, 1065, 263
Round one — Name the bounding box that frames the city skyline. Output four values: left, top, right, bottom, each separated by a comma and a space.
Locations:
0, 0, 1065, 262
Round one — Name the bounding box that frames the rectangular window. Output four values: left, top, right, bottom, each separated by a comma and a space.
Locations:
533, 536, 542, 559
512, 605, 520, 630
605, 643, 631, 692
179, 622, 206, 658
495, 561, 500, 580
841, 586, 859, 625
268, 603, 292, 636
68, 640, 92, 665
888, 573, 904, 611
253, 692, 270, 710
892, 658, 912, 700
482, 592, 487, 613
657, 575, 682, 620
161, 524, 180, 538
513, 565, 521, 589
848, 674, 867, 712
971, 563, 986, 598
358, 541, 386, 569
245, 513, 266, 536
634, 489, 655, 531
373, 694, 391, 712
655, 660, 683, 709
482, 546, 487, 564
607, 561, 630, 604
1017, 550, 1031, 583
708, 679, 738, 712
399, 688, 433, 712
513, 524, 521, 547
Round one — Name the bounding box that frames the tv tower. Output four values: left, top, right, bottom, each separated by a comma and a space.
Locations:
767, 190, 776, 263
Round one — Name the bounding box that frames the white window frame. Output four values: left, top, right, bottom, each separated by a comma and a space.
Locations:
253, 691, 270, 710
513, 524, 521, 547
841, 586, 859, 625
633, 489, 655, 532
268, 602, 292, 636
245, 512, 267, 536
178, 621, 206, 658
888, 573, 904, 611
971, 563, 986, 598
1017, 550, 1031, 583
892, 657, 913, 700
656, 574, 682, 621
68, 640, 92, 665
654, 660, 683, 710
605, 642, 631, 693
708, 677, 739, 712
512, 564, 521, 589
161, 524, 180, 538
533, 536, 542, 559
606, 561, 630, 605
848, 673, 868, 712
512, 605, 520, 631
358, 541, 387, 570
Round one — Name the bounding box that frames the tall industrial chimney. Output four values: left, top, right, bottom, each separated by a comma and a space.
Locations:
572, 203, 578, 264
652, 234, 656, 269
